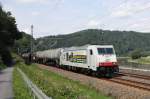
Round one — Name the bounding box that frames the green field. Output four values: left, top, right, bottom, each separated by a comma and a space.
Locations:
16, 62, 110, 99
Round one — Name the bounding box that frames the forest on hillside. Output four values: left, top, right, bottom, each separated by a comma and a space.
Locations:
34, 29, 150, 56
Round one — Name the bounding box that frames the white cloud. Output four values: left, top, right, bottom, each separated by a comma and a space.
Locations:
128, 17, 150, 32
15, 0, 64, 4
130, 23, 140, 28
87, 20, 100, 28
111, 1, 150, 18
3, 4, 13, 12
112, 10, 132, 18
21, 27, 31, 34
31, 11, 40, 16
15, 0, 49, 4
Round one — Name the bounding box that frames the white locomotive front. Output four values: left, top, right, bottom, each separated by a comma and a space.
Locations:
60, 45, 118, 76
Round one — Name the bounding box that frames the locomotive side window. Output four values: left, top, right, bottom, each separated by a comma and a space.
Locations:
63, 54, 65, 59
66, 53, 69, 61
90, 49, 93, 55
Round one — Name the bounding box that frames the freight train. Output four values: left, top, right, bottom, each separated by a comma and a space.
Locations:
23, 45, 119, 77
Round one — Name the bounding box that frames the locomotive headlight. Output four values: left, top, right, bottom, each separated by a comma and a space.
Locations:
113, 62, 117, 65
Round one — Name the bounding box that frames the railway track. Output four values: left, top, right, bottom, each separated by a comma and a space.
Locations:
118, 72, 150, 80
104, 77, 150, 91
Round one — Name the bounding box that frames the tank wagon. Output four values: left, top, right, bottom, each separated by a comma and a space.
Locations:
34, 45, 119, 77
35, 48, 62, 65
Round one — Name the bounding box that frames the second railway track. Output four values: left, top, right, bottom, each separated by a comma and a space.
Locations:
118, 72, 150, 80
104, 73, 150, 91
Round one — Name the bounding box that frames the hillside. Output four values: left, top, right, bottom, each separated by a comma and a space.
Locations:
35, 29, 150, 56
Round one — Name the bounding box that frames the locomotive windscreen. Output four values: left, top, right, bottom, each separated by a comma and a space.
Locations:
97, 48, 114, 54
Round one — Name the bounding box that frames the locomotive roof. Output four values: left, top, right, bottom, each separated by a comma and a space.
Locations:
63, 45, 114, 51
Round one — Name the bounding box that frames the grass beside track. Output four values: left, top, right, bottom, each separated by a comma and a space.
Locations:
13, 67, 32, 99
17, 62, 110, 99
128, 57, 150, 65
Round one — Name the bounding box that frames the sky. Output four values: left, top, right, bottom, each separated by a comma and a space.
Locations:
1, 0, 150, 38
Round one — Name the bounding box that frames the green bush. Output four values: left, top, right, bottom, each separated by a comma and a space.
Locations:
130, 49, 142, 59
0, 57, 6, 70
0, 64, 6, 70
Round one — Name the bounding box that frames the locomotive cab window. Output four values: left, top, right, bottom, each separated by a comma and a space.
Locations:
97, 48, 114, 54
106, 48, 114, 54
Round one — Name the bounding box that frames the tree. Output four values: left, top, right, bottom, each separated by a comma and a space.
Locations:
13, 32, 32, 54
0, 4, 22, 66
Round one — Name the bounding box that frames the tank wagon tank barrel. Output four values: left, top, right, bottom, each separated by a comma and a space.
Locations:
35, 48, 62, 65
36, 48, 62, 59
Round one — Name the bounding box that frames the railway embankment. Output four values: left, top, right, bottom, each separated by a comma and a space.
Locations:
16, 62, 109, 99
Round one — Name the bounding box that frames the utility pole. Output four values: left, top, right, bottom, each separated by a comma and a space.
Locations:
101, 31, 104, 45
100, 24, 105, 45
30, 25, 34, 63
31, 25, 34, 53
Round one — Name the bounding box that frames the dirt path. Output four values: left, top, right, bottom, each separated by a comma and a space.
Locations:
0, 67, 14, 99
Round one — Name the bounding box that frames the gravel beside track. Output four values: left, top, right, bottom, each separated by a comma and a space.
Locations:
38, 64, 150, 99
